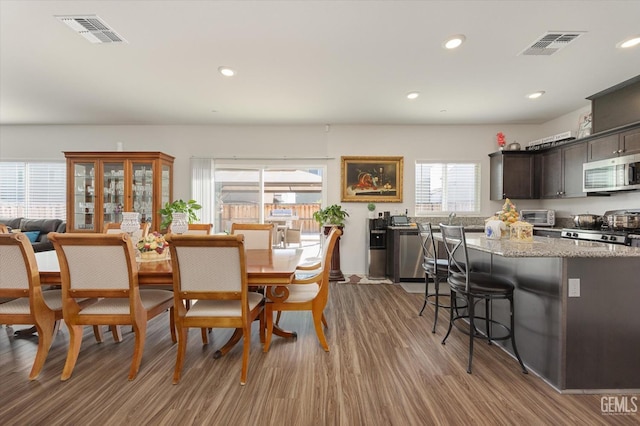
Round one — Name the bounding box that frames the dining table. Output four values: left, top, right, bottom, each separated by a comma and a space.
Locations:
35, 247, 304, 351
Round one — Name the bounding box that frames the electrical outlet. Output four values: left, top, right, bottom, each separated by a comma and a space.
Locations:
568, 278, 580, 297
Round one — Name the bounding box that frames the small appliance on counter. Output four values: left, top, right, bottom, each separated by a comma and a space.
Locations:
390, 215, 412, 226
520, 209, 555, 227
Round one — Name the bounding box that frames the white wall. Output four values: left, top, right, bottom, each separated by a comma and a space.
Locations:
3, 120, 639, 274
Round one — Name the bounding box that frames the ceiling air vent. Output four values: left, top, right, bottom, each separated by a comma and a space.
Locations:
519, 31, 585, 56
56, 15, 127, 44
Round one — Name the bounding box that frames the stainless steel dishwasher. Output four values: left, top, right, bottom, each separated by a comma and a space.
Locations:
399, 230, 423, 281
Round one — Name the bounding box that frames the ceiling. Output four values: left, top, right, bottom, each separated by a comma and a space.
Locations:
1, 1, 639, 126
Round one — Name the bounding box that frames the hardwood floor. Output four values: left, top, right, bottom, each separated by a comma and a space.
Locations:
1, 283, 635, 425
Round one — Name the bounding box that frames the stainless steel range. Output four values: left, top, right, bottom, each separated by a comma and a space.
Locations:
561, 209, 640, 247
561, 227, 633, 245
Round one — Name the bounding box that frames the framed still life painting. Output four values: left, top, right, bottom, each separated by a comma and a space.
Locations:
341, 156, 403, 202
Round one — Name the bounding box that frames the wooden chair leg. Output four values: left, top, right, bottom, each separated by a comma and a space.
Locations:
312, 309, 329, 352
169, 308, 177, 344
173, 325, 188, 384
29, 313, 56, 380
128, 321, 147, 381
321, 313, 328, 328
61, 324, 84, 381
93, 325, 104, 343
259, 309, 265, 344
110, 325, 123, 342
201, 328, 209, 345
263, 304, 274, 353
240, 324, 251, 385
275, 310, 282, 325
52, 320, 61, 336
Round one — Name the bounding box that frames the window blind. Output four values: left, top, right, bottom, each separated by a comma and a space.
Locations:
0, 162, 66, 219
415, 161, 480, 215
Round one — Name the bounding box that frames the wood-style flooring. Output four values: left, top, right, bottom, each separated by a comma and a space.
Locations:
1, 283, 636, 425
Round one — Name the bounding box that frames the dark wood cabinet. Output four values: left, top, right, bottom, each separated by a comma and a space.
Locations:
562, 143, 588, 197
489, 151, 537, 200
588, 128, 640, 161
621, 127, 640, 156
587, 134, 621, 161
540, 143, 586, 198
540, 150, 562, 198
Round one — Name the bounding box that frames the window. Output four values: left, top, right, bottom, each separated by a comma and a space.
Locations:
0, 162, 66, 219
415, 161, 480, 215
212, 166, 324, 234
190, 159, 326, 236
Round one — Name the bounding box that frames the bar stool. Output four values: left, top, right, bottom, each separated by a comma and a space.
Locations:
439, 223, 527, 375
417, 222, 452, 333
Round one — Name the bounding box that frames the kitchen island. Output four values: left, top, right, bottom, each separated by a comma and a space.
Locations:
438, 234, 640, 392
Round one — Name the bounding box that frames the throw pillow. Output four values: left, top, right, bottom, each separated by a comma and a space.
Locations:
23, 231, 40, 243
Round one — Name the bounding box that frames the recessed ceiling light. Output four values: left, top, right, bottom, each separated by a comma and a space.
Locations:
407, 92, 420, 100
218, 66, 236, 77
527, 91, 546, 99
443, 34, 466, 49
617, 36, 640, 48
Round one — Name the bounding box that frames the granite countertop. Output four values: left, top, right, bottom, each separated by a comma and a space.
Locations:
389, 224, 485, 231
436, 234, 640, 258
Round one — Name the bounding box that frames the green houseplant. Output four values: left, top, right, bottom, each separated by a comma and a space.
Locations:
159, 199, 202, 230
313, 204, 349, 226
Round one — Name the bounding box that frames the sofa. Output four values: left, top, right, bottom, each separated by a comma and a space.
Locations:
0, 217, 66, 252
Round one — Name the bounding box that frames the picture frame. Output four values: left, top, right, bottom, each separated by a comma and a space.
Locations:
577, 112, 592, 139
341, 156, 403, 202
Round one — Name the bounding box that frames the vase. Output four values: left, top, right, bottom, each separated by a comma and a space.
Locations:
121, 212, 140, 235
171, 212, 189, 234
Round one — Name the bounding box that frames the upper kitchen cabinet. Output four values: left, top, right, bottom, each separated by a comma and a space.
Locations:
540, 143, 587, 199
587, 127, 640, 161
489, 151, 538, 200
64, 152, 174, 234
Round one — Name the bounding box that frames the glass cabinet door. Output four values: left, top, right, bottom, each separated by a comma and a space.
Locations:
161, 164, 171, 208
102, 162, 125, 228
72, 162, 96, 231
131, 162, 154, 224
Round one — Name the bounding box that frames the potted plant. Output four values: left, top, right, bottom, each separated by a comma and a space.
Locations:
313, 204, 349, 282
367, 202, 376, 218
313, 204, 349, 227
159, 199, 202, 230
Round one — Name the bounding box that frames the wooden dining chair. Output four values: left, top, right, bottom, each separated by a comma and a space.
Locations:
101, 221, 152, 342
230, 223, 274, 249
0, 224, 8, 233
49, 232, 175, 381
104, 221, 150, 240
166, 222, 214, 343
263, 227, 341, 352
166, 234, 265, 385
167, 223, 213, 235
0, 233, 97, 380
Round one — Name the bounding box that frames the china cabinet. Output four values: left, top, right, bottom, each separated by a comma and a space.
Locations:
64, 152, 174, 233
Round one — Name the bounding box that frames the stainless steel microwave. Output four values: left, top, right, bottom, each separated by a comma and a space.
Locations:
583, 153, 640, 193
520, 209, 555, 227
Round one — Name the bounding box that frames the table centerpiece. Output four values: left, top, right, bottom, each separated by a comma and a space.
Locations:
137, 232, 169, 261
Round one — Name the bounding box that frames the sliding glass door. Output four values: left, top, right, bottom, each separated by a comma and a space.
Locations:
212, 165, 324, 235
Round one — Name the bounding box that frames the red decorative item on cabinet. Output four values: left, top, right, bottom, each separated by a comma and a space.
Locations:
497, 132, 506, 148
